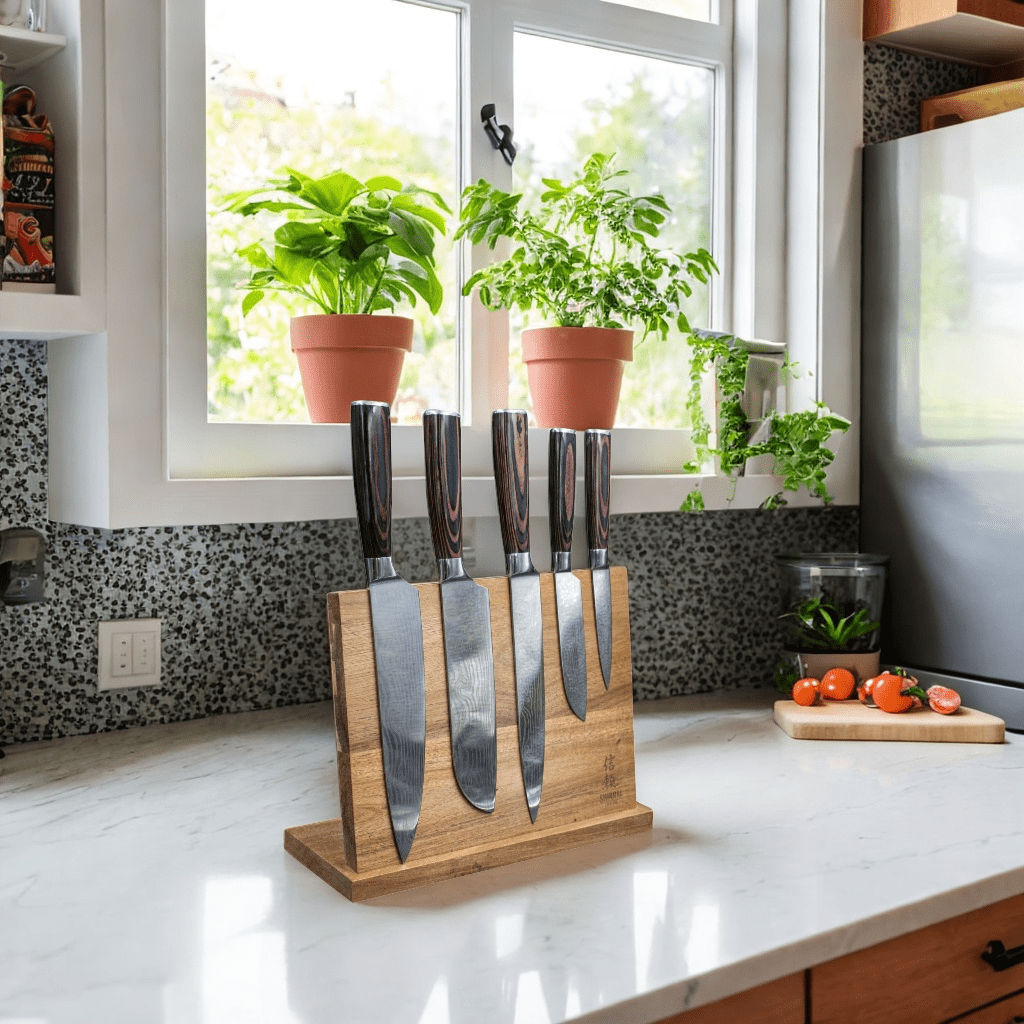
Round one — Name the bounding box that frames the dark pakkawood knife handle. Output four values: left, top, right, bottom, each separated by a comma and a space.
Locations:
351, 401, 392, 560
492, 410, 531, 555
548, 428, 576, 556
584, 429, 611, 553
423, 410, 463, 561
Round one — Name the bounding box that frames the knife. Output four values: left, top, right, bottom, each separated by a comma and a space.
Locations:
423, 409, 498, 814
548, 428, 587, 721
350, 400, 427, 864
492, 409, 544, 823
584, 429, 613, 689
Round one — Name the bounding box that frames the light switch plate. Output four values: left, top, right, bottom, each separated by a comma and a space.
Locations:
98, 619, 162, 690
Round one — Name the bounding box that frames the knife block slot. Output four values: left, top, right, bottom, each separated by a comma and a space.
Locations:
285, 566, 652, 902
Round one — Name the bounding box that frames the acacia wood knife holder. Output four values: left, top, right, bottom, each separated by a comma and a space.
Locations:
285, 565, 652, 902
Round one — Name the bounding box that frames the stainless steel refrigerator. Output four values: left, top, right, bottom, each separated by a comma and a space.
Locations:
862, 107, 1024, 731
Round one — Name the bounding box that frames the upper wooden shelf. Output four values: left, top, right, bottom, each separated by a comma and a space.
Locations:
0, 25, 66, 74
865, 0, 1024, 65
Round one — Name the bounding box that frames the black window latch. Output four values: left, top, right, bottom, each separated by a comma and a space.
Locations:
481, 104, 516, 166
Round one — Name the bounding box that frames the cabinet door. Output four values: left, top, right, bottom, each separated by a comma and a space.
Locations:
956, 988, 1024, 1024
812, 892, 1024, 1024
659, 972, 804, 1024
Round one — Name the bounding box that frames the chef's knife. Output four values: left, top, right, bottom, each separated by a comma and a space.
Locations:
350, 400, 426, 864
423, 409, 498, 814
548, 428, 587, 721
585, 429, 613, 689
492, 409, 544, 823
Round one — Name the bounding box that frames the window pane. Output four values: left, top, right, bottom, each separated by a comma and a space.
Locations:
599, 0, 712, 21
206, 0, 458, 424
512, 33, 714, 429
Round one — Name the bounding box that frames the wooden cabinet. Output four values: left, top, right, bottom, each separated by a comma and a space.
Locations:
957, 989, 1024, 1023
864, 0, 1024, 65
656, 892, 1024, 1024
658, 972, 805, 1024
813, 892, 1024, 1024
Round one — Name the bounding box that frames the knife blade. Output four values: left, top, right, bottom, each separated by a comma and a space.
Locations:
585, 429, 613, 689
548, 428, 587, 721
492, 409, 545, 823
423, 409, 498, 814
350, 400, 426, 864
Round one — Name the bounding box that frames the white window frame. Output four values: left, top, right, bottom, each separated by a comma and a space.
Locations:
47, 0, 861, 529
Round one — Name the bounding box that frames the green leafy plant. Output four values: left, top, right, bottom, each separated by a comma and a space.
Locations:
773, 655, 801, 694
681, 333, 850, 510
454, 152, 717, 339
223, 168, 451, 317
779, 597, 881, 653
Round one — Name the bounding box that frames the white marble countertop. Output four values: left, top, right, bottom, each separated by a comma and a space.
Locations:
3, 691, 1024, 1024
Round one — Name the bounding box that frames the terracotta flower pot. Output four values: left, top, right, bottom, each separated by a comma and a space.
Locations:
521, 326, 633, 430
290, 314, 413, 423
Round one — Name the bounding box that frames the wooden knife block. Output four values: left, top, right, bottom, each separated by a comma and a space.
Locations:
285, 565, 652, 901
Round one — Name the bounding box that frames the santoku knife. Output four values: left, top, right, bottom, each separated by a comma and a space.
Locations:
423, 409, 498, 814
492, 409, 545, 823
350, 400, 426, 864
585, 429, 613, 688
548, 428, 587, 721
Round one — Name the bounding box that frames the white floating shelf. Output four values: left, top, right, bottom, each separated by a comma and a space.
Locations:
0, 292, 103, 341
0, 24, 66, 74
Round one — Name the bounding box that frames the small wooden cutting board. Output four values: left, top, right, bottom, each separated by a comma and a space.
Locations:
774, 700, 1005, 743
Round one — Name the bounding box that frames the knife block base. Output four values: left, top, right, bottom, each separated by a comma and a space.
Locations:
286, 566, 653, 902
285, 801, 653, 902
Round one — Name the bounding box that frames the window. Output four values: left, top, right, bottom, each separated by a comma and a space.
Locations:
205, 0, 460, 425
166, 0, 739, 488
201, 0, 722, 436
509, 32, 715, 429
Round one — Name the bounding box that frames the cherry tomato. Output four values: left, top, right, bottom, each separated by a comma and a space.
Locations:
872, 672, 914, 714
820, 667, 856, 701
792, 677, 820, 707
927, 685, 961, 715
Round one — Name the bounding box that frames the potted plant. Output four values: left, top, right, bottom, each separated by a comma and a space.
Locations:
455, 152, 717, 429
224, 167, 451, 422
774, 553, 889, 686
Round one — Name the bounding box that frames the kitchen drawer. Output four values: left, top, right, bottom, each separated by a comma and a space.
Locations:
957, 988, 1024, 1023
813, 892, 1024, 1024
659, 971, 804, 1024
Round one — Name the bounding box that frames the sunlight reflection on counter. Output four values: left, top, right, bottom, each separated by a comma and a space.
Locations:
202, 876, 297, 1024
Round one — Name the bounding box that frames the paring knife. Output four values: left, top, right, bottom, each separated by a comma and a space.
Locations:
585, 429, 613, 689
350, 401, 427, 864
423, 409, 498, 814
492, 409, 545, 823
548, 428, 587, 721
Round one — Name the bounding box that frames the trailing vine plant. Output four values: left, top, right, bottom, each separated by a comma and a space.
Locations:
682, 333, 850, 511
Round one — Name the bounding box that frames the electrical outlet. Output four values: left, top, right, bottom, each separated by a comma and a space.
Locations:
98, 619, 161, 691
111, 632, 133, 677
132, 631, 157, 675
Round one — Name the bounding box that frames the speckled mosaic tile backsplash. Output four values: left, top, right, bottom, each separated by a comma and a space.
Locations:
864, 42, 980, 146
1, 338, 859, 746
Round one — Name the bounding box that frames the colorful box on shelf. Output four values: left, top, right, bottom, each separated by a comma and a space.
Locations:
285, 566, 653, 902
2, 83, 55, 293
